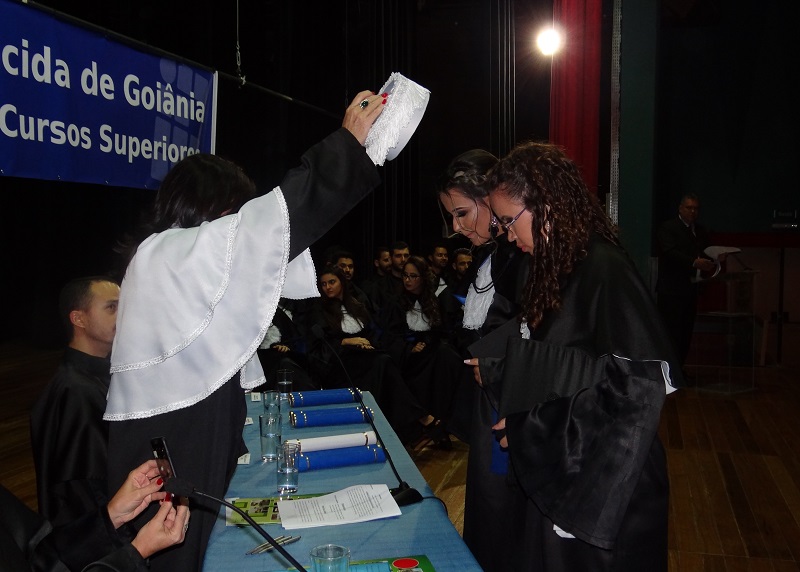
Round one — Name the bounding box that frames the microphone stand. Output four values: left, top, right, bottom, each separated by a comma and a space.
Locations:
311, 324, 423, 506
165, 477, 308, 572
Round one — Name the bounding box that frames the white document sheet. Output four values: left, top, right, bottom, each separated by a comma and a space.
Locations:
277, 484, 401, 530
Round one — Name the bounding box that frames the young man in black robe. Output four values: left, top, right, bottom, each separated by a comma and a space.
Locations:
30, 276, 127, 569
31, 276, 119, 526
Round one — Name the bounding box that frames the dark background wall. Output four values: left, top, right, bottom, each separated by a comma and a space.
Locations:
655, 0, 798, 233
1, 0, 796, 346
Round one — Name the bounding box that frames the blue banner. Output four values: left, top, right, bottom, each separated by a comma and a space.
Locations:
0, 0, 216, 189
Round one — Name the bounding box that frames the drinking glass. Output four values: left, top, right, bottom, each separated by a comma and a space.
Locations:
277, 441, 299, 494
259, 412, 281, 462
277, 369, 293, 417
263, 389, 279, 414
309, 544, 349, 572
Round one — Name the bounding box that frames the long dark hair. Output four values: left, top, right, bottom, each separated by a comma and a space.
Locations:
400, 256, 441, 327
488, 141, 618, 329
318, 265, 371, 333
116, 153, 257, 278
436, 150, 498, 243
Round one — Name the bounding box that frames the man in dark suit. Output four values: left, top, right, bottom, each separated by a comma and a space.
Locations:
656, 193, 716, 368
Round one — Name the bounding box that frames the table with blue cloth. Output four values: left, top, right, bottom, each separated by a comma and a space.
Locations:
203, 391, 481, 571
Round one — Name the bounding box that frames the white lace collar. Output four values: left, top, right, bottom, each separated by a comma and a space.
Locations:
462, 256, 494, 330
406, 300, 431, 332
341, 307, 364, 335
105, 188, 319, 420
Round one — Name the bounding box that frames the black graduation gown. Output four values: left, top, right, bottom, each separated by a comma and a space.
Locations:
31, 348, 111, 521
255, 299, 317, 391
379, 292, 467, 424
0, 483, 148, 572
449, 235, 529, 572
29, 348, 132, 570
495, 236, 684, 571
362, 272, 403, 324
448, 234, 529, 357
105, 128, 381, 572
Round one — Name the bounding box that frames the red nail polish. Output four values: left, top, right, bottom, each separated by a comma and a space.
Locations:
156, 478, 163, 485
382, 98, 387, 105
164, 492, 173, 503
381, 92, 389, 97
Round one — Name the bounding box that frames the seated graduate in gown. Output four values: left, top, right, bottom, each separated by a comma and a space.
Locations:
306, 265, 447, 445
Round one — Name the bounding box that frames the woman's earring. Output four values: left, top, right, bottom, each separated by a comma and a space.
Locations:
489, 216, 499, 239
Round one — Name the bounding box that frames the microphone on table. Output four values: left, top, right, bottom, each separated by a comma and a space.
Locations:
164, 477, 308, 572
311, 324, 423, 507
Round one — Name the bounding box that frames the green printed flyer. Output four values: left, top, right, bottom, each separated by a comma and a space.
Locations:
226, 495, 322, 526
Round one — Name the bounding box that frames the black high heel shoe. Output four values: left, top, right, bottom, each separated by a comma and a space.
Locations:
422, 418, 452, 449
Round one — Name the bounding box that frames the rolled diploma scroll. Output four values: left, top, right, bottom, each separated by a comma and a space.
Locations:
283, 431, 377, 453
289, 406, 374, 427
297, 445, 387, 472
288, 388, 361, 407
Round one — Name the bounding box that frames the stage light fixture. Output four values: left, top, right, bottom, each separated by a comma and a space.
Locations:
536, 27, 562, 56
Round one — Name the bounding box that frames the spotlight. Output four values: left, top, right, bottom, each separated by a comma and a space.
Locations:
536, 27, 562, 56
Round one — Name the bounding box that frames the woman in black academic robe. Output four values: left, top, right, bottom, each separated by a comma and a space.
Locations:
379, 256, 469, 443
307, 265, 446, 445
106, 95, 385, 572
255, 297, 316, 391
436, 149, 528, 571
483, 142, 684, 571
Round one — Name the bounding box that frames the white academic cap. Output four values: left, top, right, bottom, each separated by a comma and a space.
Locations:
365, 72, 430, 166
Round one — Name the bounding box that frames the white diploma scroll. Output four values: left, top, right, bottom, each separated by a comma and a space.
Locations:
283, 431, 377, 453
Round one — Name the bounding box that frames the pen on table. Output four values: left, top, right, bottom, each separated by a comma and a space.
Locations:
247, 535, 301, 555
253, 535, 301, 555
246, 535, 286, 555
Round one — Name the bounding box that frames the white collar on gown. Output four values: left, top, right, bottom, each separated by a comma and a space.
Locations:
462, 255, 494, 330
104, 188, 319, 420
406, 300, 431, 332
340, 307, 364, 335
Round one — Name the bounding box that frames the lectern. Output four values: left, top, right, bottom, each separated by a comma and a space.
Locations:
689, 269, 762, 393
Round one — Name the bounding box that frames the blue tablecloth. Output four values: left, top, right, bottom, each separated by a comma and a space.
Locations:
203, 392, 481, 571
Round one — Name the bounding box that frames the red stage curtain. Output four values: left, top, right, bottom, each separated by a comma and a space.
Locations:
548, 0, 602, 195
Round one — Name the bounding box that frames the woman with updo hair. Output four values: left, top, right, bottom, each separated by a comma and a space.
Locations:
436, 149, 529, 570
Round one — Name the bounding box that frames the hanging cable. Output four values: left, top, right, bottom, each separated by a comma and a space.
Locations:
235, 0, 246, 87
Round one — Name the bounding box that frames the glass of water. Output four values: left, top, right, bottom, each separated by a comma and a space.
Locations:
277, 369, 293, 414
263, 389, 280, 414
309, 544, 349, 572
277, 441, 299, 495
259, 412, 281, 462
